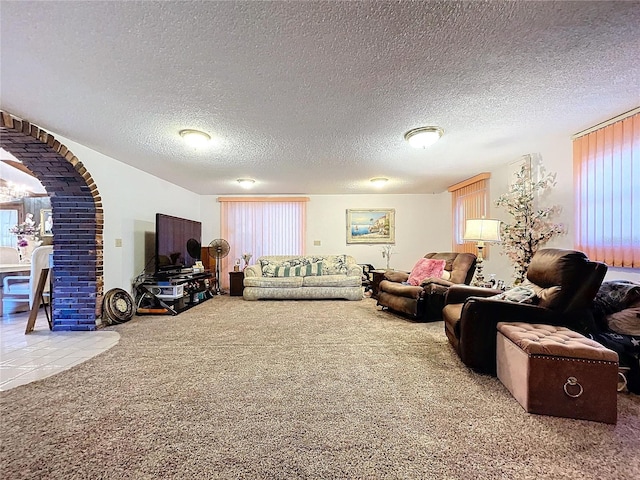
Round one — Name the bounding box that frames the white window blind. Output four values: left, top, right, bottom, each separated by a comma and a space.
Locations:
218, 197, 308, 288
573, 110, 639, 267
448, 173, 490, 255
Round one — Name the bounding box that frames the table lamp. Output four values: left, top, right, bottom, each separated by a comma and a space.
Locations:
463, 218, 502, 286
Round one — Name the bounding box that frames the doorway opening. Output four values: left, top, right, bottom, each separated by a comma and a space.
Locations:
1, 111, 103, 330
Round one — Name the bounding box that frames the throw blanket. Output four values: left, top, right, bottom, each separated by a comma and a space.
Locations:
592, 280, 640, 335
593, 280, 640, 315
589, 280, 640, 394
407, 258, 446, 286
590, 330, 640, 394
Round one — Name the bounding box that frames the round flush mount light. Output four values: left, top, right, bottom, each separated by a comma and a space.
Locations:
404, 126, 444, 148
370, 177, 389, 187
237, 178, 255, 189
179, 129, 211, 147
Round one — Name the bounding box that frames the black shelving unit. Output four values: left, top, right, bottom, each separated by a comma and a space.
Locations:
135, 271, 215, 315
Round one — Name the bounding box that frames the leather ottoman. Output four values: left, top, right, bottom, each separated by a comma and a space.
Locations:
496, 322, 619, 424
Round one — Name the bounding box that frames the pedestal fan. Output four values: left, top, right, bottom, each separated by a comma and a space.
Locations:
207, 238, 230, 294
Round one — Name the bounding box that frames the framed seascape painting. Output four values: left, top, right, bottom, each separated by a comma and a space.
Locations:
346, 209, 395, 244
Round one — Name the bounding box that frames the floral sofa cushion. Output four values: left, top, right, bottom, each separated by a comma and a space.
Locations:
260, 257, 309, 277
259, 255, 351, 277
244, 254, 363, 301
312, 255, 349, 275
275, 262, 323, 277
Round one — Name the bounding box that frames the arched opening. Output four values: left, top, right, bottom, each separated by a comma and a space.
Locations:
1, 111, 103, 330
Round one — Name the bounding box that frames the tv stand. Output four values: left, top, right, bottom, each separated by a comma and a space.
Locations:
135, 271, 215, 315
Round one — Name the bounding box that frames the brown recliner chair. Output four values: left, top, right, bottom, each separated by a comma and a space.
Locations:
376, 252, 477, 321
442, 248, 608, 375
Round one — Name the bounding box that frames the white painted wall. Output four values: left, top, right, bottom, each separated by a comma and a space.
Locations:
42, 131, 638, 298
53, 134, 202, 294
199, 193, 451, 273
306, 193, 451, 271
479, 134, 572, 285
199, 195, 221, 249
483, 134, 638, 284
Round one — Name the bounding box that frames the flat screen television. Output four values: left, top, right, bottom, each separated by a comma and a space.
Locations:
155, 213, 202, 275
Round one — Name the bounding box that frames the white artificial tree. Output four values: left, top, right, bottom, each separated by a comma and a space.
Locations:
495, 159, 566, 284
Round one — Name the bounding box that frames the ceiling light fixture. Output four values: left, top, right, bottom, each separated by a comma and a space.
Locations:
404, 126, 444, 148
179, 129, 211, 147
370, 177, 388, 187
237, 178, 255, 189
0, 181, 29, 202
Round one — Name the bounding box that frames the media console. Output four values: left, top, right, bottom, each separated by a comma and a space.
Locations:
135, 270, 215, 315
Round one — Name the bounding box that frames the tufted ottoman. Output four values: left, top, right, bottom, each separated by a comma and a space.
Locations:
496, 322, 619, 424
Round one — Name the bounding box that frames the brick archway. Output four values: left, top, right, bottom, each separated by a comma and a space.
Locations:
1, 111, 103, 330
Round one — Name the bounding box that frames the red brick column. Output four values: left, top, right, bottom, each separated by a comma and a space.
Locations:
1, 111, 103, 330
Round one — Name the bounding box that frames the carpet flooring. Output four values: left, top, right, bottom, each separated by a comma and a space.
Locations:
1, 296, 639, 479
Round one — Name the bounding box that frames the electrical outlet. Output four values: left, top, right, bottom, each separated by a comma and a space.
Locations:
115, 238, 122, 247
314, 240, 321, 246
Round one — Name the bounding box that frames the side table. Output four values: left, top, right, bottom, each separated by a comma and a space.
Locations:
370, 269, 388, 300
229, 271, 245, 297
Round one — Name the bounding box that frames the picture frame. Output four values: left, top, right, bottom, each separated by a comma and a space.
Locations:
40, 209, 53, 236
346, 209, 395, 244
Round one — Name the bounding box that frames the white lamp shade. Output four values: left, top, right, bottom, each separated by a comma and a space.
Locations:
463, 218, 502, 242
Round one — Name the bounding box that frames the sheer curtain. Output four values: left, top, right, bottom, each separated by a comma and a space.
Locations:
448, 173, 490, 255
218, 197, 308, 288
573, 110, 639, 267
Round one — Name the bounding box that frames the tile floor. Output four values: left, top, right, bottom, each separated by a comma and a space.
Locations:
0, 310, 119, 391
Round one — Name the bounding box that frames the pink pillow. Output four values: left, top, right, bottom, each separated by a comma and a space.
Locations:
407, 258, 446, 286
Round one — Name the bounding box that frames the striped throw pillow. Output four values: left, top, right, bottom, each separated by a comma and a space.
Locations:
275, 262, 323, 277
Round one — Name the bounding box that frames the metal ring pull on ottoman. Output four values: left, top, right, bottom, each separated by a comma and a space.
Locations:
496, 322, 619, 424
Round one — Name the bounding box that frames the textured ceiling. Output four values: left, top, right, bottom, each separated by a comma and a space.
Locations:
1, 1, 639, 195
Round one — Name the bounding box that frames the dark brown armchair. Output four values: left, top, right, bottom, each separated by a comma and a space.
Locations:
376, 252, 477, 321
442, 248, 608, 375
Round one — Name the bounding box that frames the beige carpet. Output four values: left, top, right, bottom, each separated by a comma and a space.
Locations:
1, 296, 639, 479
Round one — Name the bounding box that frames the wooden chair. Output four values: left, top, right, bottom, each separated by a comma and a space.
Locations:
2, 246, 53, 315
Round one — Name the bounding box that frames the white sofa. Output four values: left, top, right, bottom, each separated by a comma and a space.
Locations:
243, 254, 363, 301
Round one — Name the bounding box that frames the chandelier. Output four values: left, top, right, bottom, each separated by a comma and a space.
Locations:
0, 181, 30, 202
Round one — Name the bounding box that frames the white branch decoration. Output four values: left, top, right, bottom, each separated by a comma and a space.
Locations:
381, 245, 395, 270
495, 161, 566, 284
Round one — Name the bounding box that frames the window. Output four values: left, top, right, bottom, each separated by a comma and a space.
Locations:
0, 204, 20, 247
573, 109, 639, 267
448, 173, 490, 255
218, 197, 308, 287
